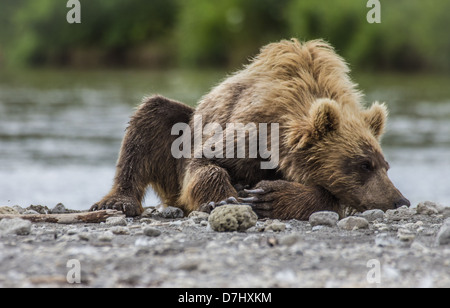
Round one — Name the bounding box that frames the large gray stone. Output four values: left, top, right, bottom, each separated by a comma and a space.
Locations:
309, 211, 339, 227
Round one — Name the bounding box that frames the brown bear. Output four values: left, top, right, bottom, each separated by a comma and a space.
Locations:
91, 38, 410, 219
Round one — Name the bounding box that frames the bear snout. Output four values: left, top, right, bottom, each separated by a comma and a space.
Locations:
394, 197, 411, 209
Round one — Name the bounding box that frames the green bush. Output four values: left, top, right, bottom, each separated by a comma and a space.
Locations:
1, 0, 449, 71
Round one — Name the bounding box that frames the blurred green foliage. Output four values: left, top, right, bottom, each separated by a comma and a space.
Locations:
1, 0, 449, 71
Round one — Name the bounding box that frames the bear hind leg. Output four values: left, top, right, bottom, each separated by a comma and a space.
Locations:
91, 95, 194, 216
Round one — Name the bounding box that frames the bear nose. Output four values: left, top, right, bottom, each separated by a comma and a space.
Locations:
394, 197, 411, 208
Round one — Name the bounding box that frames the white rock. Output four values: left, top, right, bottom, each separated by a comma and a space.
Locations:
111, 226, 130, 235
106, 217, 127, 226
337, 216, 369, 230
309, 211, 339, 227
385, 206, 416, 221
416, 201, 441, 215
397, 228, 415, 242
0, 218, 32, 235
360, 209, 385, 222
98, 231, 114, 242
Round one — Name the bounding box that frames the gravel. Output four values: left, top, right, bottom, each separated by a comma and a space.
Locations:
0, 202, 449, 287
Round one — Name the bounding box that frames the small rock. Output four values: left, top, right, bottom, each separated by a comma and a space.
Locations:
78, 232, 91, 241
0, 206, 19, 215
0, 218, 32, 235
436, 218, 450, 246
385, 206, 416, 221
51, 203, 68, 214
105, 217, 127, 226
111, 226, 130, 235
140, 207, 157, 218
416, 201, 441, 215
397, 228, 415, 242
309, 211, 339, 227
188, 211, 210, 224
143, 227, 161, 237
67, 228, 79, 235
208, 204, 257, 232
360, 209, 385, 222
373, 222, 389, 232
23, 209, 40, 215
264, 221, 286, 232
337, 216, 369, 230
279, 233, 301, 246
98, 231, 114, 242
375, 234, 403, 247
26, 205, 50, 214
12, 205, 25, 214
159, 206, 184, 219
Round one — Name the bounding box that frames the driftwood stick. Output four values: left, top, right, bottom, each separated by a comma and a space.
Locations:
0, 210, 124, 224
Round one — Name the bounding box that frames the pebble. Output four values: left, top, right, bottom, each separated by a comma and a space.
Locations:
264, 221, 286, 232
0, 218, 32, 235
23, 209, 40, 215
98, 231, 114, 242
12, 205, 25, 214
279, 233, 301, 246
143, 227, 161, 237
397, 228, 415, 242
159, 207, 184, 219
309, 211, 339, 227
141, 208, 157, 218
360, 209, 384, 222
0, 206, 20, 215
385, 206, 416, 221
188, 211, 210, 224
337, 216, 369, 230
416, 201, 441, 215
26, 205, 50, 214
111, 226, 130, 235
208, 204, 257, 232
436, 218, 450, 246
51, 203, 68, 214
67, 228, 79, 235
106, 217, 128, 226
78, 232, 91, 241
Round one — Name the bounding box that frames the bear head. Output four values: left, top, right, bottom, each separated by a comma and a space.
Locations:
285, 98, 410, 212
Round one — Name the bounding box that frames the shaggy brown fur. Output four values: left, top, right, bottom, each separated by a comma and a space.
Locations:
92, 39, 409, 219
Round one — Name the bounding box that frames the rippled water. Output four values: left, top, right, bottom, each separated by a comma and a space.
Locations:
0, 70, 449, 210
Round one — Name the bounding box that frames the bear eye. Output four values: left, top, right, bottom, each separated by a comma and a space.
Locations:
361, 161, 373, 172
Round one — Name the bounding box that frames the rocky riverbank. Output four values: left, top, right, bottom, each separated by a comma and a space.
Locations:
0, 202, 449, 288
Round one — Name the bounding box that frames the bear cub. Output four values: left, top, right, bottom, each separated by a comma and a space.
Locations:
91, 39, 410, 219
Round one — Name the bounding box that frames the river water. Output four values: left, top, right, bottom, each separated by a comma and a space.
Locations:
0, 69, 449, 210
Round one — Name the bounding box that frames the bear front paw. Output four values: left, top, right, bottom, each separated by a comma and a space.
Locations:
240, 180, 299, 219
90, 194, 143, 217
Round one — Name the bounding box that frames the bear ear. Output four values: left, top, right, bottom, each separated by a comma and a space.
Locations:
364, 102, 388, 140
296, 99, 341, 148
